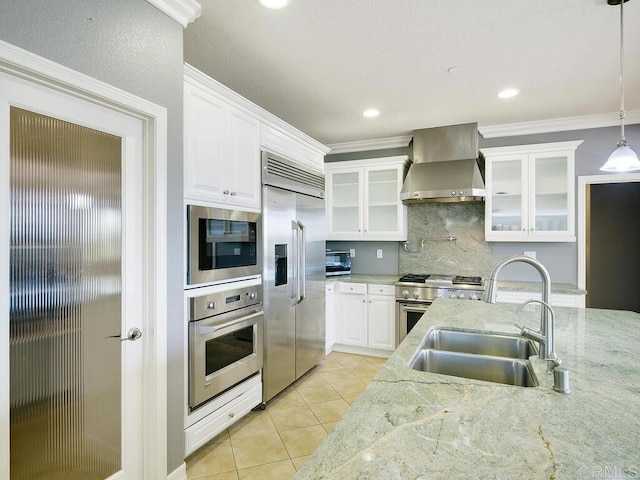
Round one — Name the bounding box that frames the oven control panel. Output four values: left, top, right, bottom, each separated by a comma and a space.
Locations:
190, 286, 262, 321
396, 286, 484, 302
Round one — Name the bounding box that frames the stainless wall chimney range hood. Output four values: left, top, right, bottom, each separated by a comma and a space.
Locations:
400, 122, 485, 203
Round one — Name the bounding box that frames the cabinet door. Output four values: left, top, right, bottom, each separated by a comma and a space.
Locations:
529, 151, 574, 238
325, 284, 336, 354
337, 293, 367, 347
363, 165, 406, 240
227, 105, 261, 209
327, 169, 363, 239
184, 83, 227, 202
367, 294, 396, 351
485, 154, 528, 240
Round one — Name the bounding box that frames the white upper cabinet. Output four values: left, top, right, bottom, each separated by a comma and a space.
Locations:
326, 156, 409, 240
184, 80, 261, 210
183, 64, 329, 211
483, 141, 582, 242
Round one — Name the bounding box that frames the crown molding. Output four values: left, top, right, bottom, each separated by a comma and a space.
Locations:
326, 135, 413, 154
479, 110, 640, 138
146, 0, 201, 27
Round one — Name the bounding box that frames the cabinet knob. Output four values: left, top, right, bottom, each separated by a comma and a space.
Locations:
223, 190, 230, 195
230, 191, 236, 196
228, 412, 235, 418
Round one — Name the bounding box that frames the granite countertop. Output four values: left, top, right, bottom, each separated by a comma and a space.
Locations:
326, 274, 400, 285
295, 300, 640, 479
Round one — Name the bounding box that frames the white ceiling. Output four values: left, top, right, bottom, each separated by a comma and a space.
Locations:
184, 0, 640, 146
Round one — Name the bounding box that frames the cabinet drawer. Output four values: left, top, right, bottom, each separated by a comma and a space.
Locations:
338, 282, 366, 295
184, 381, 262, 456
367, 284, 395, 296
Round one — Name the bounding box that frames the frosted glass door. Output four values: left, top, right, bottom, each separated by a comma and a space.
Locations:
489, 157, 526, 233
532, 155, 568, 232
366, 167, 399, 233
9, 107, 123, 479
329, 170, 362, 234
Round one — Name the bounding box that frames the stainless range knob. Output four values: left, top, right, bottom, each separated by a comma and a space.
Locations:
413, 290, 420, 299
469, 293, 478, 301
249, 292, 257, 300
458, 292, 465, 299
401, 289, 409, 299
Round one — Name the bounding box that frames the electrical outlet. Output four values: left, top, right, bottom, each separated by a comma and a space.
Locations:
349, 248, 356, 258
524, 251, 536, 259
376, 249, 383, 259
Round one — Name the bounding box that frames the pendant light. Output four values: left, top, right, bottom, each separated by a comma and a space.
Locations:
601, 0, 640, 171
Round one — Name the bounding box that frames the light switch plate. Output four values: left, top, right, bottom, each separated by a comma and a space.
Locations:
376, 249, 383, 259
349, 248, 356, 258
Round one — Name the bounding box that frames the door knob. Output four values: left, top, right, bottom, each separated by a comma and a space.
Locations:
121, 327, 142, 342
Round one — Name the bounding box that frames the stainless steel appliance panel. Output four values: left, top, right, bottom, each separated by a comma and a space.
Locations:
262, 186, 298, 402
188, 284, 263, 410
294, 192, 326, 378
397, 301, 431, 345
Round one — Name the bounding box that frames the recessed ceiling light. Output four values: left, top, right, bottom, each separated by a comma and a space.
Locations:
497, 88, 519, 99
363, 109, 380, 118
258, 0, 289, 9
447, 66, 462, 74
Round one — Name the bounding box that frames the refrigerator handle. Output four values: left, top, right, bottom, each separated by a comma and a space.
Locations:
291, 220, 299, 302
297, 221, 306, 301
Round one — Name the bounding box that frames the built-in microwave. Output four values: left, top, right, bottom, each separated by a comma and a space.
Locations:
187, 205, 261, 286
325, 250, 351, 276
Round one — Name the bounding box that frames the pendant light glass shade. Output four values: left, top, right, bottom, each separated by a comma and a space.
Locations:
601, 0, 640, 172
601, 140, 640, 172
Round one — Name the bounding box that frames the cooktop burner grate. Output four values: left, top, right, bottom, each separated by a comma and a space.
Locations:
452, 275, 483, 286
398, 274, 430, 283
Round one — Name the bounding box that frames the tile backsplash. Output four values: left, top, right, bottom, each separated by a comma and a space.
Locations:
399, 202, 493, 277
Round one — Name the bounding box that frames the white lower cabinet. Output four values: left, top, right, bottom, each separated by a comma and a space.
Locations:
334, 283, 395, 356
367, 293, 396, 351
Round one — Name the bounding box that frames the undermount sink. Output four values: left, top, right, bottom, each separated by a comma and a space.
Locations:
408, 327, 539, 387
423, 327, 538, 359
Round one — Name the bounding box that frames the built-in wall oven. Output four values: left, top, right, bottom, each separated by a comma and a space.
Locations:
187, 205, 261, 286
188, 283, 263, 410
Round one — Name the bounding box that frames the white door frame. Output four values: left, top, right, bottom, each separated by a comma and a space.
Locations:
0, 40, 168, 479
577, 173, 640, 291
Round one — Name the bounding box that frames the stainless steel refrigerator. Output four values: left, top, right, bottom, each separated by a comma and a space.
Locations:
262, 151, 326, 403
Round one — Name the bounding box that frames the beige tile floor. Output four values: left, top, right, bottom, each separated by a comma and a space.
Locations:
185, 352, 386, 480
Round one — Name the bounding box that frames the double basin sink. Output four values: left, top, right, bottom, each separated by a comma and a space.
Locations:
409, 327, 539, 387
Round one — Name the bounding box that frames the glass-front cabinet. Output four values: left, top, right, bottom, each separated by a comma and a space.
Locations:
326, 156, 409, 240
483, 141, 582, 242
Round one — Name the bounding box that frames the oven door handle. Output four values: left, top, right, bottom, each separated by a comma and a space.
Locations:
399, 303, 430, 312
197, 310, 263, 335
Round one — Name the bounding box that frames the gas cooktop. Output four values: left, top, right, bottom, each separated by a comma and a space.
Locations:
397, 274, 483, 286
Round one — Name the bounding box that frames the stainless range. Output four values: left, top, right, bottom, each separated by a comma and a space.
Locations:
395, 274, 485, 345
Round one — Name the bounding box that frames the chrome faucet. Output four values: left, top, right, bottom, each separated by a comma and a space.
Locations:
517, 299, 560, 372
484, 255, 560, 370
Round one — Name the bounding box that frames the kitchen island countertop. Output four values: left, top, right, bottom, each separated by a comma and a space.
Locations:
294, 299, 640, 479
